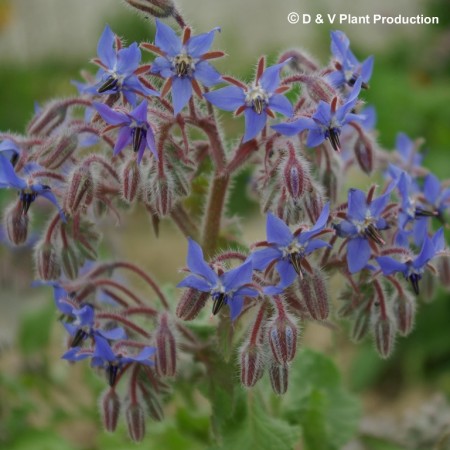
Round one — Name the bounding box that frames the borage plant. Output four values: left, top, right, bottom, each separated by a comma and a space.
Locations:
2, 0, 449, 446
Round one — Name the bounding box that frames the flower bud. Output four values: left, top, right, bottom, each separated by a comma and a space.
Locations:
101, 388, 121, 432
35, 240, 61, 280
239, 343, 265, 388
4, 200, 29, 246
61, 245, 79, 280
125, 0, 175, 18
141, 388, 164, 422
280, 49, 319, 73
65, 165, 94, 214
420, 270, 436, 302
121, 158, 141, 203
176, 288, 209, 321
125, 402, 146, 442
351, 306, 370, 342
282, 143, 309, 200
269, 362, 289, 395
146, 173, 175, 217
267, 313, 298, 364
304, 75, 337, 104
27, 99, 69, 136
303, 181, 325, 224
438, 255, 450, 288
372, 315, 396, 359
155, 313, 177, 377
38, 132, 79, 170
393, 292, 415, 337
354, 133, 374, 174
298, 269, 329, 321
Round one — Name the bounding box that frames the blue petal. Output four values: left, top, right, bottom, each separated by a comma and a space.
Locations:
94, 102, 128, 125
62, 348, 91, 361
126, 346, 156, 363
151, 56, 173, 77
348, 189, 367, 221
306, 128, 326, 147
38, 189, 66, 222
269, 94, 293, 117
75, 305, 94, 326
98, 327, 127, 340
204, 86, 245, 111
259, 62, 287, 93
177, 274, 212, 292
266, 213, 293, 246
272, 117, 315, 137
186, 239, 218, 285
93, 336, 116, 362
0, 139, 20, 163
0, 156, 27, 190
304, 239, 330, 255
145, 126, 158, 161
369, 192, 390, 218
194, 61, 221, 87
376, 256, 407, 276
304, 202, 330, 237
186, 27, 220, 58
228, 295, 244, 321
116, 43, 141, 75
334, 220, 358, 238
330, 31, 350, 60
361, 56, 374, 83
131, 100, 148, 123
221, 261, 253, 291
423, 173, 440, 204
250, 246, 282, 271
113, 127, 132, 155
155, 19, 182, 57
432, 228, 445, 253
276, 259, 297, 289
312, 101, 332, 125
347, 237, 371, 273
396, 132, 413, 161
172, 76, 193, 115
413, 237, 435, 269
97, 25, 116, 69
243, 108, 267, 142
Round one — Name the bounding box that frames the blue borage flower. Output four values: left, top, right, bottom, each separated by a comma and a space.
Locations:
328, 30, 374, 89
377, 228, 445, 294
146, 19, 222, 115
334, 186, 394, 273
94, 100, 157, 163
0, 155, 65, 221
177, 239, 258, 320
394, 132, 424, 172
63, 335, 155, 386
423, 173, 450, 221
95, 25, 159, 105
272, 78, 363, 151
249, 203, 330, 294
204, 57, 293, 142
0, 139, 20, 166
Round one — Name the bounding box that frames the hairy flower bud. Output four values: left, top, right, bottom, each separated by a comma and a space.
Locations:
372, 314, 396, 358
155, 313, 177, 377
146, 173, 176, 217
393, 292, 416, 336
269, 362, 289, 395
38, 132, 79, 170
351, 306, 370, 342
354, 133, 374, 174
239, 343, 265, 388
281, 143, 309, 199
101, 388, 121, 432
281, 49, 319, 73
125, 402, 146, 442
121, 158, 141, 203
303, 181, 325, 223
267, 312, 298, 364
298, 269, 329, 321
4, 200, 29, 246
125, 0, 175, 18
35, 240, 61, 280
27, 99, 69, 136
176, 288, 208, 321
304, 75, 337, 103
65, 165, 94, 214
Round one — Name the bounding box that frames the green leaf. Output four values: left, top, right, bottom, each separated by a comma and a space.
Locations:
283, 348, 361, 450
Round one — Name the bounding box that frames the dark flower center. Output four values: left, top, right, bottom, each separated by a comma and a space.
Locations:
288, 252, 304, 278
98, 75, 119, 93
131, 127, 147, 153
326, 127, 341, 151
211, 292, 227, 315
71, 328, 88, 348
107, 363, 119, 387
20, 189, 38, 215
246, 86, 268, 115
408, 273, 421, 295
174, 54, 193, 77
363, 223, 385, 245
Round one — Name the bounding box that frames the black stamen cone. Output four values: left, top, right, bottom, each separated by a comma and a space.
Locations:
328, 128, 341, 152
20, 192, 37, 215
98, 76, 119, 93
176, 60, 189, 77
132, 127, 146, 153
71, 329, 88, 348
107, 364, 119, 387
289, 253, 304, 278
409, 273, 421, 295
415, 207, 438, 218
253, 97, 264, 114
364, 224, 385, 246
212, 293, 226, 315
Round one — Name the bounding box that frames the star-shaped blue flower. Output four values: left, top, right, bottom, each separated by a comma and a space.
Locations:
0, 155, 65, 221
334, 187, 393, 273
149, 20, 222, 115
95, 25, 159, 105
177, 239, 258, 320
328, 30, 374, 89
423, 173, 450, 221
204, 60, 293, 142
272, 78, 363, 151
94, 100, 157, 163
249, 204, 330, 294
395, 132, 424, 171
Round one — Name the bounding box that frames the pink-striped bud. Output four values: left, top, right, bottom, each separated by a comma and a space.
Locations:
298, 269, 329, 321
267, 313, 298, 364
176, 288, 208, 321
372, 315, 396, 358
354, 133, 374, 175
121, 158, 141, 203
239, 343, 265, 388
393, 292, 415, 337
38, 133, 78, 170
280, 49, 319, 73
303, 182, 325, 223
125, 0, 175, 18
304, 75, 337, 103
125, 402, 146, 442
4, 200, 29, 246
438, 255, 450, 288
61, 245, 79, 280
27, 99, 69, 136
65, 165, 94, 214
155, 313, 177, 377
101, 388, 121, 432
146, 174, 175, 217
282, 143, 309, 199
35, 240, 61, 280
269, 362, 289, 395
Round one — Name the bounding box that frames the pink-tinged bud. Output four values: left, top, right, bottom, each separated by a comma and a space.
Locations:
304, 75, 337, 103
282, 143, 309, 199
281, 49, 319, 73
298, 270, 329, 321
155, 313, 177, 377
65, 165, 94, 214
239, 343, 265, 388
125, 402, 146, 442
27, 100, 69, 136
101, 388, 121, 432
141, 389, 164, 422
393, 293, 416, 337
372, 315, 396, 359
303, 182, 324, 223
351, 307, 370, 342
354, 133, 374, 175
125, 0, 175, 18
121, 158, 141, 203
4, 200, 29, 246
61, 245, 79, 280
35, 240, 61, 280
267, 313, 298, 364
176, 288, 208, 321
146, 174, 175, 217
438, 255, 450, 288
269, 362, 289, 395
38, 133, 78, 170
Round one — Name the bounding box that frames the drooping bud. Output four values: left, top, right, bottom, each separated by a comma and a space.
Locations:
393, 292, 416, 336
239, 343, 265, 388
304, 75, 337, 104
61, 245, 80, 280
372, 314, 396, 359
354, 132, 374, 174
298, 269, 329, 321
269, 362, 289, 395
125, 402, 146, 442
35, 240, 61, 280
267, 311, 298, 364
280, 49, 319, 74
124, 0, 175, 18
282, 142, 309, 199
176, 289, 209, 321
155, 313, 177, 377
4, 200, 29, 246
101, 388, 121, 432
121, 158, 141, 203
146, 172, 176, 217
38, 132, 79, 170
27, 99, 69, 136
351, 306, 371, 342
65, 165, 94, 214
303, 181, 325, 223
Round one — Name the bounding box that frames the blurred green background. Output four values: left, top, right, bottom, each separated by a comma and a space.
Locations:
1, 0, 450, 449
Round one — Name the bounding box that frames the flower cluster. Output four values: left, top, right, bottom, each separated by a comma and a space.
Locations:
1, 1, 449, 442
